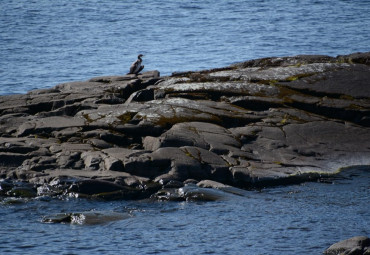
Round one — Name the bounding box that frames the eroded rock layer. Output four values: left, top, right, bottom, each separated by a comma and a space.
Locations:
1, 53, 369, 199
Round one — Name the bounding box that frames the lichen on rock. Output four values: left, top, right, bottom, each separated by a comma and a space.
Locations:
1, 53, 370, 200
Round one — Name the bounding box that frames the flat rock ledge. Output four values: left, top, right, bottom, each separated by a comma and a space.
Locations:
1, 52, 370, 200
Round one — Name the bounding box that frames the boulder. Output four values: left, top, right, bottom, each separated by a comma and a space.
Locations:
81, 151, 105, 170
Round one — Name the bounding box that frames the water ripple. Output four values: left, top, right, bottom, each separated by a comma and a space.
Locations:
1, 0, 370, 94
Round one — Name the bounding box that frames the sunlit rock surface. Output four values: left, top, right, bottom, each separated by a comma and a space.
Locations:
324, 236, 370, 255
1, 52, 370, 199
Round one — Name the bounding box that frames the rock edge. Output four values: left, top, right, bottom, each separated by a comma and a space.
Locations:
1, 52, 370, 200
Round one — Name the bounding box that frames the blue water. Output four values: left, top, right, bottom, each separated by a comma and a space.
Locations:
1, 1, 370, 254
1, 0, 370, 95
1, 167, 369, 255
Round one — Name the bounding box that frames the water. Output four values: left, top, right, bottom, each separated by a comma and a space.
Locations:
1, 167, 369, 255
1, 1, 369, 254
1, 0, 370, 95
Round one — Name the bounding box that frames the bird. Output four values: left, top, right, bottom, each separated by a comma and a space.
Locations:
129, 54, 144, 75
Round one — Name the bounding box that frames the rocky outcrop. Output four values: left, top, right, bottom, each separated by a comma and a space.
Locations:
1, 53, 370, 199
324, 236, 370, 255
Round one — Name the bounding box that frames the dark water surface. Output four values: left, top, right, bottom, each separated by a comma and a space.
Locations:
1, 167, 369, 255
1, 0, 370, 94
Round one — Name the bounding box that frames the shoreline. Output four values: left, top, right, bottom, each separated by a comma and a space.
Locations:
1, 52, 370, 201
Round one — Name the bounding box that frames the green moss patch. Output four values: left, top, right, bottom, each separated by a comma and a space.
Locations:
83, 114, 93, 124
117, 112, 138, 124
285, 72, 317, 82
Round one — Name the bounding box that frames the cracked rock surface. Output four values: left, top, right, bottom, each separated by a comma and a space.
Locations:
1, 53, 370, 199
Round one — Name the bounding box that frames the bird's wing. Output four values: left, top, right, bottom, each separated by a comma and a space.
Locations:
138, 65, 144, 73
129, 60, 139, 74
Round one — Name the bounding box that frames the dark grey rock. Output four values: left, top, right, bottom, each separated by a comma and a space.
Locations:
16, 116, 85, 137
104, 156, 124, 171
20, 156, 57, 171
0, 53, 369, 199
0, 152, 32, 167
87, 138, 112, 149
152, 183, 234, 201
42, 211, 131, 225
81, 151, 105, 170
0, 179, 15, 195
68, 179, 126, 195
55, 151, 81, 169
324, 236, 370, 255
7, 186, 37, 198
279, 64, 370, 99
338, 51, 370, 65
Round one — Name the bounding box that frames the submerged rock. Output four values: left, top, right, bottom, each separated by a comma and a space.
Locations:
152, 183, 240, 202
42, 211, 132, 225
67, 179, 161, 200
0, 179, 14, 195
1, 179, 37, 198
7, 186, 37, 198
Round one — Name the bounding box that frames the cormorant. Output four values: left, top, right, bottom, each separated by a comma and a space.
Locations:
129, 54, 144, 75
